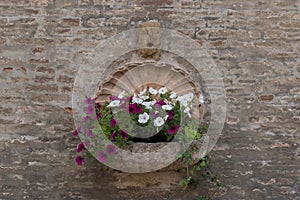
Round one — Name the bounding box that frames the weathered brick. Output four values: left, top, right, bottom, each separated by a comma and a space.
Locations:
258, 95, 274, 102
60, 18, 80, 26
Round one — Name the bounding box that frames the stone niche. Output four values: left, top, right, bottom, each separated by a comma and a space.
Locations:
94, 21, 208, 174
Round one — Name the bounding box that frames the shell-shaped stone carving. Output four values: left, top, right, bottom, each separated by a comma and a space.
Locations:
96, 62, 204, 119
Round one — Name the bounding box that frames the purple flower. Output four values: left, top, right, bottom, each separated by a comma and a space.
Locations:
85, 129, 94, 137
110, 118, 117, 127
155, 100, 166, 109
167, 110, 175, 120
76, 143, 85, 153
150, 112, 158, 118
120, 130, 129, 139
75, 155, 84, 166
106, 144, 118, 155
97, 112, 102, 119
133, 105, 142, 114
84, 97, 95, 105
167, 125, 179, 135
72, 127, 81, 136
83, 116, 89, 122
109, 95, 119, 101
86, 105, 95, 115
110, 132, 117, 141
98, 150, 107, 163
95, 103, 101, 109
127, 104, 136, 114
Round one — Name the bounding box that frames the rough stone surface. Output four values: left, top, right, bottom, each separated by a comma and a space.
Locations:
0, 0, 299, 200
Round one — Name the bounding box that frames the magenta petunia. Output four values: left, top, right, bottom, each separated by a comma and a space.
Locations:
83, 116, 89, 122
120, 130, 129, 139
86, 105, 95, 115
167, 125, 179, 135
84, 97, 95, 105
76, 143, 85, 153
72, 127, 81, 136
75, 155, 84, 166
150, 112, 158, 118
126, 104, 134, 114
155, 100, 166, 109
95, 103, 101, 109
167, 110, 175, 120
110, 118, 117, 127
110, 132, 117, 141
98, 150, 107, 163
109, 95, 119, 101
85, 129, 94, 137
106, 144, 118, 155
133, 105, 142, 114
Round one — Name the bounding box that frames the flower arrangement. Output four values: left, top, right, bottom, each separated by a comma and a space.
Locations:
73, 86, 202, 166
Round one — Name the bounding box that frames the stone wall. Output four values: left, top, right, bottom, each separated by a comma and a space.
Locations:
0, 0, 299, 199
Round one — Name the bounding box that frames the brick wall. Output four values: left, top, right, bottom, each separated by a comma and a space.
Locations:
0, 0, 299, 199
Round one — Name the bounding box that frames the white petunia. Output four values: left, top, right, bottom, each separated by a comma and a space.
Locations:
185, 93, 194, 101
142, 101, 153, 109
184, 107, 191, 118
108, 100, 121, 107
154, 117, 164, 127
149, 87, 158, 95
139, 88, 147, 96
199, 95, 204, 104
140, 95, 149, 101
138, 112, 149, 124
164, 115, 169, 121
159, 87, 168, 94
132, 96, 143, 104
177, 96, 188, 107
162, 104, 173, 111
170, 91, 177, 99
118, 91, 126, 99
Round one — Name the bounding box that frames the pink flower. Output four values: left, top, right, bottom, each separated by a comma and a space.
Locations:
72, 127, 81, 136
120, 130, 129, 139
110, 118, 117, 127
167, 125, 179, 135
110, 132, 116, 141
84, 97, 96, 105
133, 105, 142, 114
155, 100, 166, 108
86, 105, 95, 115
76, 143, 85, 153
150, 112, 158, 118
85, 129, 94, 137
75, 155, 84, 166
98, 150, 107, 163
106, 144, 118, 155
109, 96, 119, 101
127, 104, 136, 114
167, 111, 175, 120
83, 116, 89, 122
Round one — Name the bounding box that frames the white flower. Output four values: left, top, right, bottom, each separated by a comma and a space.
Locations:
154, 117, 164, 127
162, 105, 173, 111
164, 115, 169, 121
199, 95, 204, 104
108, 100, 120, 107
159, 87, 168, 94
184, 107, 191, 118
132, 96, 143, 104
177, 96, 188, 107
149, 87, 158, 95
118, 91, 126, 99
140, 95, 149, 101
170, 91, 177, 99
139, 88, 147, 96
185, 93, 194, 101
138, 112, 149, 124
142, 101, 153, 109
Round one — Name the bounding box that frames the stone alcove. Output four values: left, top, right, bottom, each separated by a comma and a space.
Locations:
93, 21, 209, 171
